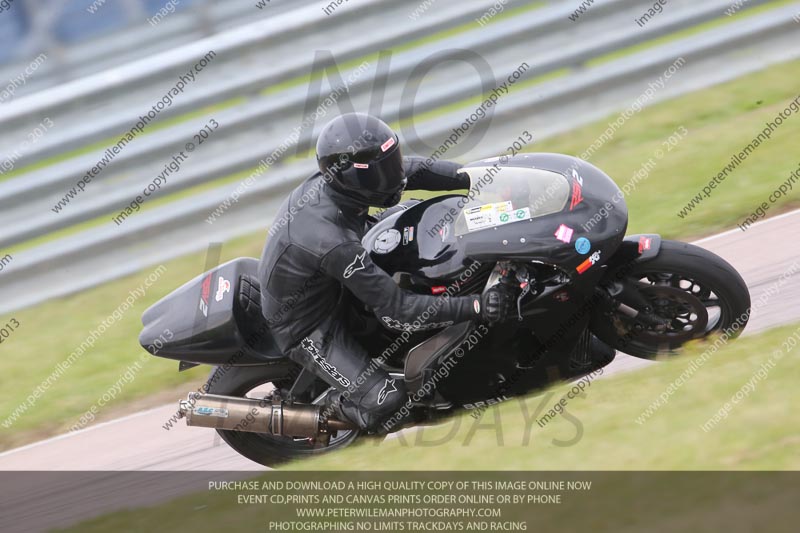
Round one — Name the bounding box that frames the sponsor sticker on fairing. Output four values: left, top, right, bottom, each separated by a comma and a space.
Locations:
576, 250, 602, 274
639, 236, 652, 254
402, 226, 415, 245
569, 169, 584, 210
215, 276, 231, 302
199, 273, 212, 317
353, 163, 369, 169
555, 224, 574, 244
464, 205, 496, 231
464, 396, 510, 410
463, 201, 515, 231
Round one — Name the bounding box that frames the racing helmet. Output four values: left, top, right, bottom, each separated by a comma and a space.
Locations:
316, 113, 406, 208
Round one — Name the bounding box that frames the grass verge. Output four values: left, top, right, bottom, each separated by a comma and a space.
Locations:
286, 323, 800, 471
58, 322, 800, 532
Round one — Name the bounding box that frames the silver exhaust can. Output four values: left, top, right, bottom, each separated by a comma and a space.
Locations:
178, 393, 354, 437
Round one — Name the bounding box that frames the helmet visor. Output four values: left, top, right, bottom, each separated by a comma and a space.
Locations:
339, 142, 405, 206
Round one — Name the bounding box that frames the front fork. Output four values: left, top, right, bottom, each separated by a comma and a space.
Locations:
599, 280, 669, 330
598, 233, 669, 330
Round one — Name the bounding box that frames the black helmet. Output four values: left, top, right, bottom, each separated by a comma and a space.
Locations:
316, 113, 406, 208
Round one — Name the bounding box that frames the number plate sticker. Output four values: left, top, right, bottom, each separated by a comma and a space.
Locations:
464, 201, 512, 231
464, 201, 529, 231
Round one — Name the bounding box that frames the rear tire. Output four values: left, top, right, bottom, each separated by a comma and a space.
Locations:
591, 240, 750, 359
205, 363, 362, 467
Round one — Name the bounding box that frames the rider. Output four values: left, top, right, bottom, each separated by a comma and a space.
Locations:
257, 113, 515, 432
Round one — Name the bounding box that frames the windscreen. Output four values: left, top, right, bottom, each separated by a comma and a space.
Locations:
453, 165, 571, 236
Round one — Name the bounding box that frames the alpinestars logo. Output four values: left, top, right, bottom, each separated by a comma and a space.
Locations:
377, 378, 398, 405
343, 251, 366, 279
301, 338, 351, 387
381, 316, 454, 331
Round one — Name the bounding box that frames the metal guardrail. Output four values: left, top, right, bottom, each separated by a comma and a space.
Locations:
427, 3, 800, 141
0, 0, 314, 95
0, 0, 546, 208
0, 0, 798, 314
0, 0, 528, 161
0, 0, 770, 248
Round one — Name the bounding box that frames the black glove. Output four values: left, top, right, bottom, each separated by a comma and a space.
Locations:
479, 284, 516, 324
456, 171, 471, 190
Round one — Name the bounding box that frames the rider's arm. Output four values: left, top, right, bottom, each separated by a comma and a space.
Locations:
403, 156, 470, 191
321, 241, 480, 331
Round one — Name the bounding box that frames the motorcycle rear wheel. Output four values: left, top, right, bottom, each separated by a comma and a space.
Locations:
206, 363, 363, 467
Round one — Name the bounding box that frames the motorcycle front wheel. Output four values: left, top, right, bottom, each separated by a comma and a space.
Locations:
591, 240, 751, 359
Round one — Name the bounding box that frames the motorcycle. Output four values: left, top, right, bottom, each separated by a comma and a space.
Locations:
139, 153, 750, 466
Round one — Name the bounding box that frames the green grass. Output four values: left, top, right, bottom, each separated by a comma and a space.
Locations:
287, 323, 800, 471
59, 323, 800, 532
3, 57, 800, 450
532, 58, 800, 239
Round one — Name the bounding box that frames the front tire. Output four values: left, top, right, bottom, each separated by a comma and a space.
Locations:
205, 363, 362, 467
591, 240, 751, 359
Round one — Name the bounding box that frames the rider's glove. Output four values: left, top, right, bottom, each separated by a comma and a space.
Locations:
478, 284, 516, 325
455, 171, 471, 189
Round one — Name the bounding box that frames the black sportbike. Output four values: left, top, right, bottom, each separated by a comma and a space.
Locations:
139, 153, 750, 466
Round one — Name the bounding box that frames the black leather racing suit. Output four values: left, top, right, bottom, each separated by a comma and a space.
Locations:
257, 157, 481, 430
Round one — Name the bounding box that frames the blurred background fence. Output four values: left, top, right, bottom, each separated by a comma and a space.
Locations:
1, 0, 799, 314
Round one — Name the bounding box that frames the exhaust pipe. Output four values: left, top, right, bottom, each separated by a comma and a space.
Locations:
178, 393, 356, 438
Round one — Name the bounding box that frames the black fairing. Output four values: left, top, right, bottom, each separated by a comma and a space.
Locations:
365, 153, 628, 285
362, 153, 631, 405
139, 258, 283, 365
364, 196, 475, 280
